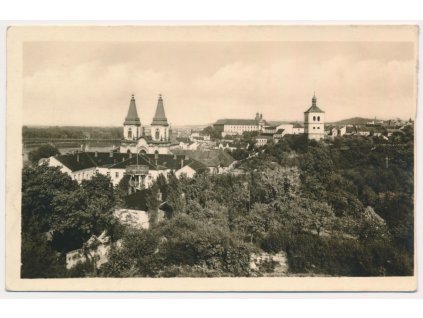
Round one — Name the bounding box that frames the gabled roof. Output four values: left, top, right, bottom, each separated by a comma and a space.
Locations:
53, 152, 205, 172
124, 95, 141, 126
292, 123, 304, 128
304, 94, 325, 114
187, 160, 208, 172
151, 94, 169, 126
54, 152, 97, 172
171, 149, 235, 167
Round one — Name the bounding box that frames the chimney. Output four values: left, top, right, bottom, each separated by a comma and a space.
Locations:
129, 152, 132, 159
185, 155, 189, 161
180, 158, 184, 169
76, 153, 80, 162
94, 151, 98, 158
155, 152, 159, 166
110, 151, 113, 158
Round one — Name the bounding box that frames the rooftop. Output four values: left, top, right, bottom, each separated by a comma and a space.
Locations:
171, 149, 235, 167
151, 94, 169, 126
124, 95, 141, 126
53, 151, 206, 172
214, 118, 267, 126
304, 94, 325, 114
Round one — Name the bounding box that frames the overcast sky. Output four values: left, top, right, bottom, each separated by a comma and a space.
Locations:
23, 40, 417, 126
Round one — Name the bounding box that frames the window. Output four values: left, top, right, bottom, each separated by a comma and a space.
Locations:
317, 116, 320, 122
107, 171, 110, 177
155, 129, 160, 140
317, 127, 320, 129
128, 128, 132, 139
115, 172, 119, 178
313, 127, 315, 130
313, 116, 316, 121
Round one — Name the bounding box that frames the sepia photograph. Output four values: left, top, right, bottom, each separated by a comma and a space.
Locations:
5, 25, 418, 291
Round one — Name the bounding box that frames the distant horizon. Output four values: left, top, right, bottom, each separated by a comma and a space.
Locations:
22, 115, 412, 130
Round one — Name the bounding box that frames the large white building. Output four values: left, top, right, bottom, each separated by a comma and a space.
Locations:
46, 151, 207, 191
304, 94, 325, 141
214, 113, 267, 137
120, 94, 172, 155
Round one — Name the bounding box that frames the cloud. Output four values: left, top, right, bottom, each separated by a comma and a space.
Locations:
23, 43, 416, 126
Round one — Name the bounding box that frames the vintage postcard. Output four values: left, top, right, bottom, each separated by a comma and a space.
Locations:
5, 25, 418, 291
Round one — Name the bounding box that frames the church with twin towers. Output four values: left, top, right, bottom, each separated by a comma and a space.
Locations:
119, 94, 172, 155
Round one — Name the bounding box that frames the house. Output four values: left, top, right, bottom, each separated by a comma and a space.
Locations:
356, 127, 371, 136
189, 131, 211, 142
275, 124, 293, 135
345, 126, 357, 135
217, 142, 236, 151
262, 125, 277, 134
255, 134, 273, 147
292, 123, 304, 134
326, 126, 338, 138
171, 149, 235, 174
46, 151, 206, 188
273, 129, 286, 141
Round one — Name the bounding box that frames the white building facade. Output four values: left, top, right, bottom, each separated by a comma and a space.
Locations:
304, 94, 325, 141
120, 94, 172, 155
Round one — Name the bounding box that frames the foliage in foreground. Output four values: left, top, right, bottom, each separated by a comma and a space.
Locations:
21, 130, 414, 277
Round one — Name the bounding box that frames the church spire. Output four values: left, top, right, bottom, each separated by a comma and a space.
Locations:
151, 94, 169, 126
312, 92, 317, 106
124, 94, 141, 125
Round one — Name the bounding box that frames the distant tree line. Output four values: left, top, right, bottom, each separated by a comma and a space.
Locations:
23, 126, 123, 140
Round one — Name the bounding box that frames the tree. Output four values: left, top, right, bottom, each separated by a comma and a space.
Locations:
21, 232, 66, 278
233, 203, 276, 243
51, 174, 115, 252
201, 125, 223, 140
305, 201, 336, 236
22, 164, 78, 234
166, 171, 186, 215
355, 206, 390, 242
28, 144, 60, 165
155, 214, 253, 276
252, 166, 301, 204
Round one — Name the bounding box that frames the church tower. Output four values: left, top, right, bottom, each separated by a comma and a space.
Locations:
123, 94, 142, 140
151, 94, 170, 142
304, 93, 325, 141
